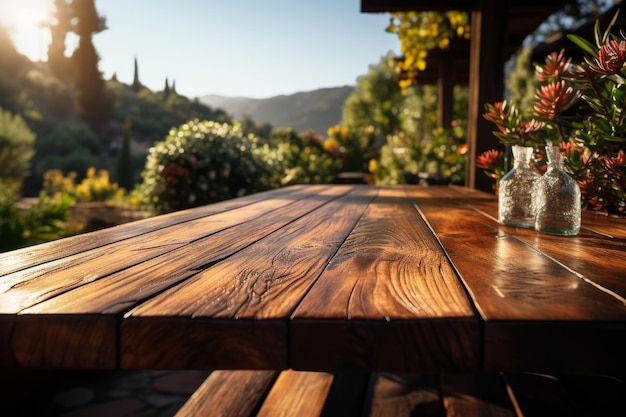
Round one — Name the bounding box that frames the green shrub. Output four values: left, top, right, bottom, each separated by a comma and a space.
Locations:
0, 179, 75, 252
137, 119, 272, 214
0, 108, 36, 187
257, 128, 342, 187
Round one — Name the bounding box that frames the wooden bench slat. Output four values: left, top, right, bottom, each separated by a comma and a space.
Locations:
503, 373, 588, 417
292, 187, 479, 372
256, 370, 334, 417
174, 370, 277, 417
361, 373, 442, 417
440, 373, 515, 417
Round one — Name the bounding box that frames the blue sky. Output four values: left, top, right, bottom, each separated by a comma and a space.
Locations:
0, 0, 400, 98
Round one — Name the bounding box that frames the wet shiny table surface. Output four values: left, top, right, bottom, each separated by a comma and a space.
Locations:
1, 185, 625, 375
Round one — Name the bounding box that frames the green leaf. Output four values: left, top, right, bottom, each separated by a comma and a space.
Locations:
568, 34, 598, 58
595, 117, 613, 134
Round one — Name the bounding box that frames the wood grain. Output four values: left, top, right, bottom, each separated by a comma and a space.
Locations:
0, 185, 336, 314
0, 185, 305, 276
120, 187, 376, 369
174, 370, 277, 417
292, 187, 479, 372
408, 185, 626, 375
256, 370, 334, 417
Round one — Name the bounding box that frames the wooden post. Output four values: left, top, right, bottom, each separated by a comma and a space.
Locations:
466, 0, 509, 192
438, 52, 454, 129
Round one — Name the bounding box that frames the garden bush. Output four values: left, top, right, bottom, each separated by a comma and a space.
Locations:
137, 119, 272, 214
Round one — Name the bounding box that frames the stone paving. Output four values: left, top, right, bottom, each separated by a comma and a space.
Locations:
2, 369, 210, 417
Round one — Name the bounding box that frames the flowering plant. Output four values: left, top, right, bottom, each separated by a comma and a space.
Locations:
479, 12, 626, 216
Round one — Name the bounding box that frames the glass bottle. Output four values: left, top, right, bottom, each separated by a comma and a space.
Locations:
532, 146, 581, 236
498, 145, 540, 228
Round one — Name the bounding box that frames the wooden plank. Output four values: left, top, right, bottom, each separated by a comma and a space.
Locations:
0, 314, 116, 368
256, 370, 334, 417
292, 187, 479, 373
361, 373, 442, 417
174, 370, 277, 417
425, 186, 626, 298
503, 373, 587, 417
406, 185, 626, 375
0, 185, 304, 276
0, 185, 331, 313
2, 186, 350, 370
440, 373, 515, 417
120, 187, 377, 369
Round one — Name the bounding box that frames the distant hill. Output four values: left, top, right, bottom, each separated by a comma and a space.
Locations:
200, 86, 354, 135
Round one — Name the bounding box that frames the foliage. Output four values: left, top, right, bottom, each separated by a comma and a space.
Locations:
256, 128, 342, 187
386, 11, 470, 89
30, 121, 102, 189
481, 12, 626, 215
370, 123, 467, 185
70, 0, 112, 128
343, 53, 469, 185
0, 179, 75, 252
74, 167, 124, 202
137, 119, 271, 214
340, 52, 406, 173
115, 117, 133, 189
0, 108, 36, 187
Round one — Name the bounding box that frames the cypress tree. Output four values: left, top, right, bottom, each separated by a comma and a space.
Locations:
132, 56, 141, 92
163, 77, 170, 99
71, 0, 111, 129
116, 117, 133, 190
47, 0, 72, 82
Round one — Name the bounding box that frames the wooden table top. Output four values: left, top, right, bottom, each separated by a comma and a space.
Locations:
1, 185, 625, 376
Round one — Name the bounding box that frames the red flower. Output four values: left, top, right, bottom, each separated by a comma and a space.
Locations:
603, 150, 625, 172
476, 149, 501, 169
533, 80, 581, 120
594, 39, 626, 75
535, 49, 572, 81
161, 163, 190, 185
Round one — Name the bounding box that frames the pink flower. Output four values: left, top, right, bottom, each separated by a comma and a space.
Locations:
535, 49, 572, 81
603, 150, 625, 172
533, 80, 581, 120
476, 149, 501, 170
161, 163, 190, 185
594, 39, 626, 75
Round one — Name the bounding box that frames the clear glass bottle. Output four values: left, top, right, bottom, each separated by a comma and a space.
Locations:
532, 146, 581, 236
498, 145, 540, 228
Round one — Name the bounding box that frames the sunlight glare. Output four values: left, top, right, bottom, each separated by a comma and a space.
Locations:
0, 0, 53, 61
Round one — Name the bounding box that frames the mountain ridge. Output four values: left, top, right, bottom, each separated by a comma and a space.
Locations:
200, 85, 354, 135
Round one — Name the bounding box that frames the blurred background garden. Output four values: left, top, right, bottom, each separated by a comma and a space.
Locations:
0, 0, 614, 252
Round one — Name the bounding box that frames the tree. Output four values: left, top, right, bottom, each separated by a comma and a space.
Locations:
386, 11, 470, 89
71, 0, 111, 129
115, 117, 133, 190
47, 0, 73, 82
0, 108, 36, 188
340, 52, 405, 168
132, 56, 141, 92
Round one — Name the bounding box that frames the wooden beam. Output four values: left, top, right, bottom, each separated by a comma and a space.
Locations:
438, 53, 455, 129
466, 1, 509, 191
361, 0, 478, 12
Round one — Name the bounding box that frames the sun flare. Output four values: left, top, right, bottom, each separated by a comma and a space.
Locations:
0, 0, 54, 61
